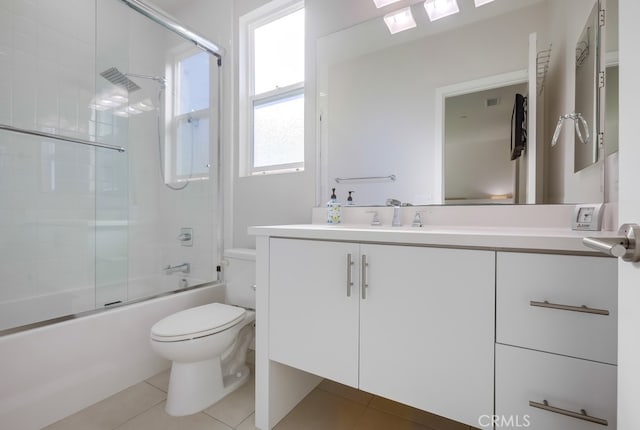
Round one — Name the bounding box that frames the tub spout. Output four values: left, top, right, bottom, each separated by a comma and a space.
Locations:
164, 263, 190, 275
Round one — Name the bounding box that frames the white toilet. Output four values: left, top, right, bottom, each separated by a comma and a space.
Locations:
150, 249, 257, 416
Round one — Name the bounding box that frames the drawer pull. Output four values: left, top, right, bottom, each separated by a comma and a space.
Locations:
529, 400, 608, 426
529, 300, 609, 316
346, 253, 354, 297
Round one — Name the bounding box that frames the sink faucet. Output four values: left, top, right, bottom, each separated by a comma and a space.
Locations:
164, 263, 190, 275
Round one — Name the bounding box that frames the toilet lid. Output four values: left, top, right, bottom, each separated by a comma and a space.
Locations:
150, 303, 246, 342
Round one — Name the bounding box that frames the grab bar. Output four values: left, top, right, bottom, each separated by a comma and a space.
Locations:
0, 123, 126, 153
335, 174, 396, 184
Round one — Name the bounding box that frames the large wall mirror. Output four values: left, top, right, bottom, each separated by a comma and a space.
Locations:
317, 0, 617, 206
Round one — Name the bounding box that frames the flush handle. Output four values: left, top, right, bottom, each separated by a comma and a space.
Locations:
583, 223, 640, 262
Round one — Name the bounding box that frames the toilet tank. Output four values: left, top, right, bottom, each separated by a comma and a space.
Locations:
223, 248, 256, 309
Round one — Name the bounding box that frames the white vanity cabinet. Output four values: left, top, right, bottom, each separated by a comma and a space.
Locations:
268, 238, 495, 427
495, 252, 617, 429
269, 239, 360, 387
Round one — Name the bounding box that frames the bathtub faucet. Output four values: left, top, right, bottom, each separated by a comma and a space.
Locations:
164, 263, 190, 275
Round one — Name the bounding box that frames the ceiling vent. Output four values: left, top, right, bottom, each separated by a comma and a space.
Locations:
484, 97, 500, 107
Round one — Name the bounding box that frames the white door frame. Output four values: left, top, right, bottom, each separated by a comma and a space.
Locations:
433, 69, 528, 204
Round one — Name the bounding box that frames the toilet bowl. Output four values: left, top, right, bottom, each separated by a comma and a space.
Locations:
150, 302, 256, 416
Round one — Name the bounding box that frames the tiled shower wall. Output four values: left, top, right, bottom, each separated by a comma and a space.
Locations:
0, 0, 99, 328
0, 0, 218, 330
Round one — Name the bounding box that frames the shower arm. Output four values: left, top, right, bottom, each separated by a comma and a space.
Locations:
119, 0, 224, 62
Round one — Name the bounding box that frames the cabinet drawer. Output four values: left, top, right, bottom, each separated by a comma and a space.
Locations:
495, 344, 616, 430
496, 252, 617, 363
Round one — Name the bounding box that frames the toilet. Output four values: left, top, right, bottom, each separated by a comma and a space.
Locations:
150, 249, 256, 416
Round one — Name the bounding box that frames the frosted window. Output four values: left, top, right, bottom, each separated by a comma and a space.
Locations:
253, 92, 304, 168
254, 8, 305, 95
178, 52, 210, 114
176, 116, 209, 177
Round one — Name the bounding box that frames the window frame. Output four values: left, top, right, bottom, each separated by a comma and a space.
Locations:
166, 47, 212, 183
239, 0, 305, 177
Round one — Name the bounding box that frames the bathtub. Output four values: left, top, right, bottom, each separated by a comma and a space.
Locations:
0, 275, 209, 333
0, 282, 225, 430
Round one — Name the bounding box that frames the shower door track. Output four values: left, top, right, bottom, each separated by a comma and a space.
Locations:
119, 0, 224, 62
0, 123, 126, 153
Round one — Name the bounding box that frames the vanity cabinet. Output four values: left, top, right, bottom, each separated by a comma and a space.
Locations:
495, 252, 617, 429
268, 238, 495, 427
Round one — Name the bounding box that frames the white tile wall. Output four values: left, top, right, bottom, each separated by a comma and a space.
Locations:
0, 0, 220, 329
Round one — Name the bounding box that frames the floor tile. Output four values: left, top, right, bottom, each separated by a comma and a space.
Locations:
353, 407, 433, 430
115, 402, 232, 430
317, 379, 373, 406
369, 396, 468, 430
43, 382, 166, 430
273, 388, 367, 430
145, 369, 170, 393
203, 375, 255, 427
237, 413, 259, 430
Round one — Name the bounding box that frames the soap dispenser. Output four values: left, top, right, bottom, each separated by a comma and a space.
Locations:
327, 188, 341, 224
347, 191, 355, 205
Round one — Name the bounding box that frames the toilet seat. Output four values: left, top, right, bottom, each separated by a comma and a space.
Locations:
151, 303, 246, 342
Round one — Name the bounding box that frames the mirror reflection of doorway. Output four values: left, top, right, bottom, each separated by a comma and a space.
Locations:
444, 82, 528, 204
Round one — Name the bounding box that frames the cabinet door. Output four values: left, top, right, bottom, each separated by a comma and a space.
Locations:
269, 238, 360, 387
359, 244, 495, 427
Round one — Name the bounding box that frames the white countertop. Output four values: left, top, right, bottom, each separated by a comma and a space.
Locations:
248, 224, 619, 255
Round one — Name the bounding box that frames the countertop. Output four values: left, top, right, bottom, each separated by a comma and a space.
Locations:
248, 224, 619, 255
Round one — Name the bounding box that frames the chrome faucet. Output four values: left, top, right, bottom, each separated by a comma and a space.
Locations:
164, 263, 190, 275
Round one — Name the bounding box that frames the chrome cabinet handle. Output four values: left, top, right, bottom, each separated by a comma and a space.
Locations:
361, 254, 368, 300
529, 400, 608, 426
530, 300, 609, 316
346, 253, 354, 297
583, 223, 640, 262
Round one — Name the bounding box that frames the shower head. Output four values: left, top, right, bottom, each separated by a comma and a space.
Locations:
100, 67, 141, 92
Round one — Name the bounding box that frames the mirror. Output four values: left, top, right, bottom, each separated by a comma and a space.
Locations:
573, 3, 599, 172
317, 0, 611, 206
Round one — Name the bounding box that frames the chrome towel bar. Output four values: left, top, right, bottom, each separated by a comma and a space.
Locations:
335, 174, 396, 183
0, 123, 126, 153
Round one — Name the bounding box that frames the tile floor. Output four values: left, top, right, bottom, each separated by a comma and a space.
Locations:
44, 369, 478, 430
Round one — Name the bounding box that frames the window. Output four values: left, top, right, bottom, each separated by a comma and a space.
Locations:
168, 49, 211, 183
240, 2, 305, 175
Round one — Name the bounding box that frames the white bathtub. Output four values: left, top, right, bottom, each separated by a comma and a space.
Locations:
0, 275, 210, 332
0, 282, 225, 430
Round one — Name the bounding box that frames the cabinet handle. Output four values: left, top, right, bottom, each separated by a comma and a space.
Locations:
361, 254, 368, 300
529, 400, 608, 426
529, 300, 609, 316
346, 253, 354, 297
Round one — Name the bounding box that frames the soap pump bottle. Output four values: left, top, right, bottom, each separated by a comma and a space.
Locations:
327, 188, 341, 224
347, 191, 355, 205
